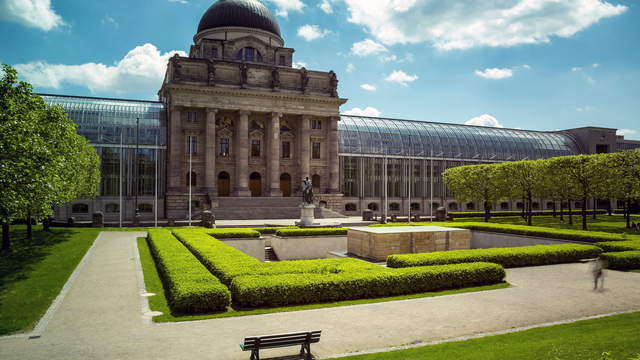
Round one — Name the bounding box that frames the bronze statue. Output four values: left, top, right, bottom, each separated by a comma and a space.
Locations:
207, 60, 216, 86
172, 54, 182, 80
271, 67, 280, 90
302, 176, 314, 204
329, 70, 338, 97
240, 63, 248, 87
300, 67, 309, 93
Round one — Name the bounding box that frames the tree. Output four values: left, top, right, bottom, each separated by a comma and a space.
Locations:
605, 150, 640, 228
494, 160, 544, 226
0, 64, 99, 250
561, 154, 605, 230
443, 164, 500, 222
544, 157, 580, 225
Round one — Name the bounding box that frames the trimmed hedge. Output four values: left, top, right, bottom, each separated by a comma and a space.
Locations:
202, 228, 260, 239
600, 251, 640, 270
387, 244, 602, 268
251, 226, 298, 235
230, 262, 505, 307
371, 222, 640, 244
274, 228, 347, 237
448, 210, 607, 218
146, 229, 230, 313
596, 240, 640, 252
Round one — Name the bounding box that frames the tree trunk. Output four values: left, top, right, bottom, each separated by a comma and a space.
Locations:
607, 200, 612, 216
43, 217, 50, 232
527, 193, 533, 226
568, 200, 573, 225
26, 210, 33, 240
521, 197, 526, 219
581, 195, 588, 231
559, 201, 564, 221
592, 199, 597, 220
484, 201, 490, 222
626, 200, 631, 229
1, 222, 10, 252
552, 202, 556, 218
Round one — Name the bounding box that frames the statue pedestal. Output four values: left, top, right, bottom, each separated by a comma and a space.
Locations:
295, 203, 317, 227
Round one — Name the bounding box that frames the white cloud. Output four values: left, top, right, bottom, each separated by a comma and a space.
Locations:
616, 129, 636, 136
475, 67, 513, 80
572, 66, 582, 72
266, 0, 305, 17
522, 64, 531, 69
344, 0, 627, 50
360, 83, 377, 91
0, 0, 64, 31
297, 24, 331, 41
575, 105, 593, 112
384, 70, 418, 86
14, 43, 186, 94
465, 114, 504, 128
350, 39, 388, 56
319, 0, 332, 13
346, 63, 355, 73
380, 54, 397, 63
101, 14, 118, 29
168, 0, 188, 3
292, 60, 308, 69
343, 106, 382, 117
592, 63, 600, 68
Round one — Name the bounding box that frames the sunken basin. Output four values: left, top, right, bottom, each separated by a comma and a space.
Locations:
347, 226, 471, 261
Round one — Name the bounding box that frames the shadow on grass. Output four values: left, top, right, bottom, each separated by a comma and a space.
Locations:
0, 226, 76, 294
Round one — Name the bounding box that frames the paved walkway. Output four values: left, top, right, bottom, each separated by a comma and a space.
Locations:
1, 231, 639, 360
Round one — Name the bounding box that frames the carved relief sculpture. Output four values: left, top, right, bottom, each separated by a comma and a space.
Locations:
329, 70, 338, 97
207, 60, 216, 86
172, 54, 182, 81
240, 63, 248, 88
271, 67, 280, 91
300, 67, 309, 94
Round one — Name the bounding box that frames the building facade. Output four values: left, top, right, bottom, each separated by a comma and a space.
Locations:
42, 0, 640, 222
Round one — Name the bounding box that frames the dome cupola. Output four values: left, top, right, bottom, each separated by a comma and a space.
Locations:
197, 0, 281, 37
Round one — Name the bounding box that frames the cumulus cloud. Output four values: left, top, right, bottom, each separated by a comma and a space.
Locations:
0, 0, 64, 31
101, 14, 118, 29
360, 83, 376, 91
351, 39, 388, 56
292, 60, 308, 69
616, 129, 636, 136
346, 63, 355, 73
475, 67, 513, 79
14, 43, 186, 94
575, 105, 593, 112
297, 24, 331, 41
319, 0, 332, 13
343, 106, 382, 117
384, 70, 418, 86
465, 114, 504, 128
168, 0, 188, 3
344, 0, 627, 50
266, 0, 305, 17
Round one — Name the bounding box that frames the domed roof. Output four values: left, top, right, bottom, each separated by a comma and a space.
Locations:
197, 0, 281, 37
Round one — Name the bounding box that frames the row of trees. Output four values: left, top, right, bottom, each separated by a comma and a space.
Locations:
1, 64, 100, 251
443, 150, 640, 230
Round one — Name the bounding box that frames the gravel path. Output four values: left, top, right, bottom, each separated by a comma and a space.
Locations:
1, 231, 638, 360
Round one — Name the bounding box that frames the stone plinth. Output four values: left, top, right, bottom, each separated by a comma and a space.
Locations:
347, 226, 471, 261
296, 204, 317, 227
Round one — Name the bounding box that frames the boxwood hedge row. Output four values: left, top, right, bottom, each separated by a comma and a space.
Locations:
448, 210, 607, 219
251, 226, 298, 234
230, 262, 505, 307
596, 240, 640, 252
146, 229, 230, 313
274, 228, 348, 237
202, 228, 260, 238
600, 251, 640, 270
387, 244, 602, 268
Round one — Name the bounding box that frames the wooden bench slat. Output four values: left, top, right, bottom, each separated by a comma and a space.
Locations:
244, 330, 321, 341
243, 333, 321, 344
240, 330, 322, 352
242, 337, 321, 349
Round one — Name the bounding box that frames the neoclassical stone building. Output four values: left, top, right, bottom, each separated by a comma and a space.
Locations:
158, 0, 346, 218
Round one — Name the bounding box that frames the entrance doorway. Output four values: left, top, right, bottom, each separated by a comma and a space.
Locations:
280, 173, 291, 197
249, 172, 262, 197
217, 171, 230, 196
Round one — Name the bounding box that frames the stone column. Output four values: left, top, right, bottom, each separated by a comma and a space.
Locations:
204, 108, 217, 196
328, 116, 340, 193
168, 107, 182, 190
233, 110, 251, 196
299, 115, 311, 182
268, 112, 283, 196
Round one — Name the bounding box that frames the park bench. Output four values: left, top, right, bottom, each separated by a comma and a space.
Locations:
240, 330, 321, 360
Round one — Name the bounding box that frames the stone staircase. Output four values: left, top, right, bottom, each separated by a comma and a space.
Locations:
211, 197, 347, 220
264, 246, 279, 262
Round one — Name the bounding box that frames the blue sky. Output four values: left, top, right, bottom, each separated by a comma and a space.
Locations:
1, 0, 638, 138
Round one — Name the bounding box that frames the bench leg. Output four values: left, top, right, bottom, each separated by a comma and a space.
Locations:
251, 348, 260, 360
300, 343, 312, 360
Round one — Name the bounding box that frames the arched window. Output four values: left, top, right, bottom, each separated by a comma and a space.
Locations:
431, 202, 439, 209
139, 203, 153, 213
546, 202, 555, 210
532, 202, 540, 210
187, 172, 197, 186
345, 203, 357, 211
235, 47, 263, 62
105, 203, 119, 213
575, 201, 582, 208
368, 202, 379, 211
448, 202, 458, 211
72, 203, 89, 213
500, 202, 510, 210
389, 202, 400, 211
410, 202, 420, 211
466, 202, 475, 210
516, 202, 524, 210
312, 174, 320, 190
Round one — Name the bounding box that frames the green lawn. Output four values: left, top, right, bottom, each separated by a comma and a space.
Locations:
453, 214, 640, 235
338, 312, 640, 360
0, 225, 101, 335
136, 237, 509, 322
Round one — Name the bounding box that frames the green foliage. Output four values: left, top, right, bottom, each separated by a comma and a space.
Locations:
601, 251, 640, 270
596, 240, 640, 252
250, 226, 298, 234
449, 210, 606, 218
146, 229, 230, 313
202, 228, 260, 238
387, 244, 602, 268
230, 262, 505, 307
274, 228, 348, 237
443, 164, 501, 221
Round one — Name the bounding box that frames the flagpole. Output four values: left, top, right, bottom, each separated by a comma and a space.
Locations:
430, 146, 434, 222
154, 133, 158, 228
119, 130, 123, 228
188, 136, 192, 227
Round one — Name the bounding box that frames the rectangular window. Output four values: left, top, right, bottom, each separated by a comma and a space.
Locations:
186, 135, 197, 155
312, 142, 321, 159
312, 119, 322, 129
211, 47, 218, 58
282, 141, 290, 159
245, 47, 254, 61
219, 138, 230, 157
251, 139, 261, 157
279, 55, 286, 65
187, 111, 198, 122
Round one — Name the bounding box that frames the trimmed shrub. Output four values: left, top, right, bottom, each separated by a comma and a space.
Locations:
596, 240, 640, 252
146, 229, 230, 313
251, 226, 298, 235
448, 210, 606, 219
387, 244, 602, 268
230, 262, 505, 307
601, 251, 640, 270
203, 228, 260, 238
275, 228, 347, 237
